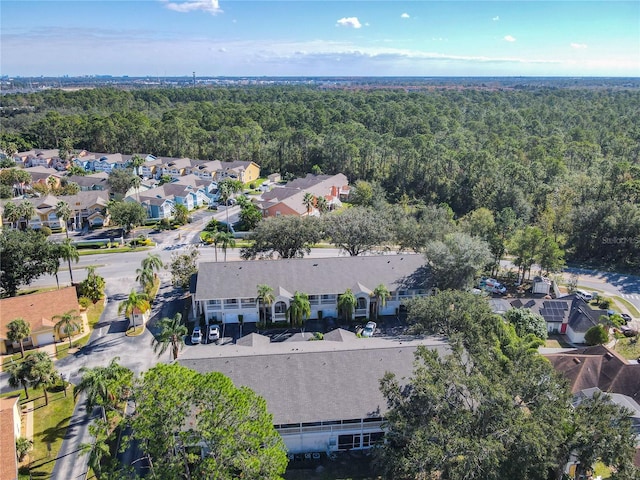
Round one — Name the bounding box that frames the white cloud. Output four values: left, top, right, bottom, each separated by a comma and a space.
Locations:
336, 17, 362, 29
162, 0, 222, 15
571, 43, 587, 49
493, 16, 500, 21
504, 35, 516, 42
401, 13, 410, 19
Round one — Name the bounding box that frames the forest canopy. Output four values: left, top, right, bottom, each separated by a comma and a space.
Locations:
1, 85, 639, 269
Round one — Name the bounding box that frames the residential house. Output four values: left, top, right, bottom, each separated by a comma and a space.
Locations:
0, 286, 85, 355
545, 345, 640, 469
192, 254, 431, 325
215, 160, 260, 184
91, 153, 129, 174
24, 166, 62, 190
133, 181, 209, 219
565, 298, 604, 344
57, 191, 111, 230
1, 195, 60, 231
137, 155, 163, 179
16, 149, 60, 168
489, 294, 579, 335
0, 396, 20, 480
136, 196, 175, 220
157, 158, 195, 180
178, 332, 450, 455
66, 172, 109, 191
258, 173, 349, 217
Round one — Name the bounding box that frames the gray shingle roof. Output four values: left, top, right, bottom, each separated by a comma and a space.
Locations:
194, 254, 430, 301
178, 335, 450, 424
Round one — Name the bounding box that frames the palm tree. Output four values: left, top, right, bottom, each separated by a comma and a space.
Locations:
53, 309, 82, 348
118, 290, 151, 330
25, 351, 58, 405
130, 154, 145, 177
257, 284, 275, 325
58, 239, 79, 284
17, 201, 35, 230
151, 313, 188, 360
136, 266, 154, 293
55, 200, 72, 238
7, 360, 30, 399
6, 318, 31, 358
173, 203, 189, 225
316, 195, 329, 214
74, 358, 133, 413
215, 230, 236, 261
3, 202, 20, 229
141, 253, 164, 277
131, 174, 142, 202
302, 192, 315, 215
288, 291, 311, 329
371, 284, 391, 319
81, 420, 110, 477
338, 289, 357, 323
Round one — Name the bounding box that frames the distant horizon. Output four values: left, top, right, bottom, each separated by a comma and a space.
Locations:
2, 1, 638, 78
4, 74, 640, 80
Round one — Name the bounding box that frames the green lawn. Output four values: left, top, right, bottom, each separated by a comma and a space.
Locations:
0, 385, 77, 480
613, 336, 640, 360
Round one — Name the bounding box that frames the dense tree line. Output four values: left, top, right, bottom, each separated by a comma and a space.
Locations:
377, 291, 639, 479
1, 86, 638, 269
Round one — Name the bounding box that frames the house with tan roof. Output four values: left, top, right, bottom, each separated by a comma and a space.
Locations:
15, 149, 60, 169
0, 396, 20, 480
0, 286, 85, 355
258, 173, 349, 217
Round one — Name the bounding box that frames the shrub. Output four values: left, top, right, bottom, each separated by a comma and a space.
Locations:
585, 325, 609, 345
78, 296, 92, 309
15, 437, 33, 462
249, 182, 256, 190
40, 226, 52, 236
598, 297, 612, 309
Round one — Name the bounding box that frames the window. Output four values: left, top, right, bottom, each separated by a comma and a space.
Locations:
321, 294, 336, 304
338, 434, 360, 450
308, 295, 319, 305
362, 432, 384, 447
223, 299, 238, 309
356, 297, 367, 310
241, 298, 256, 308
207, 300, 221, 310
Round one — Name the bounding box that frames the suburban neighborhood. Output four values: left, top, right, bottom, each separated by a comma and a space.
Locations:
1, 80, 639, 480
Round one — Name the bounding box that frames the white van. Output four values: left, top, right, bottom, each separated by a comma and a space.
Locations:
575, 290, 593, 302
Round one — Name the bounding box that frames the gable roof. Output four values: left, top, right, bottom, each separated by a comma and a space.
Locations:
178, 334, 449, 425
194, 254, 430, 301
567, 298, 602, 333
544, 345, 640, 402
0, 286, 80, 337
0, 396, 19, 480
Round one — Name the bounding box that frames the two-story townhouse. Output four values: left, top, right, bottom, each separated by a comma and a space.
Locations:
192, 254, 431, 325
16, 149, 60, 168
25, 166, 63, 190
215, 160, 261, 184
134, 195, 175, 220
157, 157, 194, 179
57, 191, 111, 230
173, 175, 215, 206
92, 153, 127, 174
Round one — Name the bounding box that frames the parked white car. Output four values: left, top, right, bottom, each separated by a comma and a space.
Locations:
191, 326, 203, 344
208, 324, 220, 342
361, 321, 377, 338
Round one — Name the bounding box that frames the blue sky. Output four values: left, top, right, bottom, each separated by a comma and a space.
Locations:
1, 1, 638, 77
